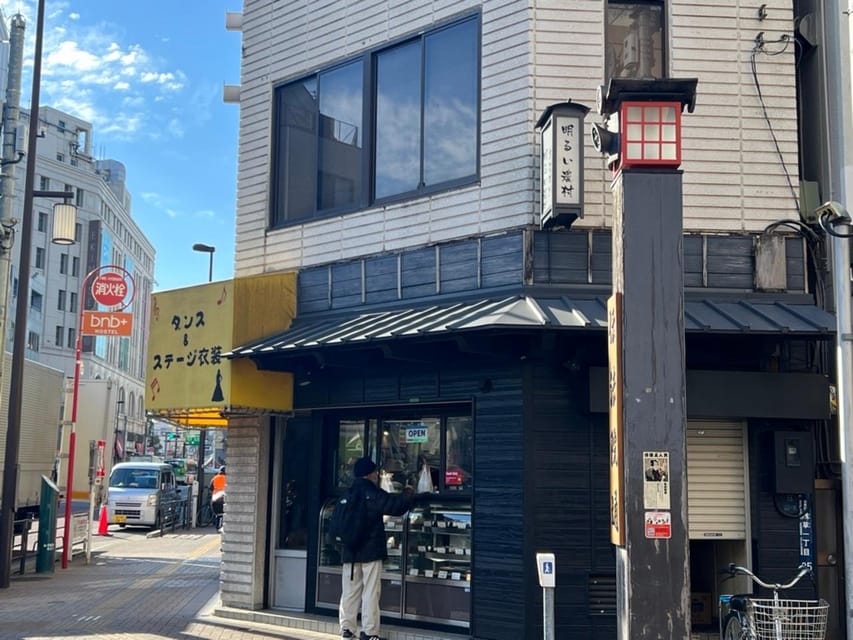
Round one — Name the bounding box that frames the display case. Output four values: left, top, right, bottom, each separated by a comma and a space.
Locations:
316, 498, 472, 628
316, 497, 405, 615
404, 503, 471, 626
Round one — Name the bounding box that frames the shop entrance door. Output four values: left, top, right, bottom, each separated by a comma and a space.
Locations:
271, 416, 312, 610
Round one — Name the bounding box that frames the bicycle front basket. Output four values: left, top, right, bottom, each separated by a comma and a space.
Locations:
748, 598, 829, 640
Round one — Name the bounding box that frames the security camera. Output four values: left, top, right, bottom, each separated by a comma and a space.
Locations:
813, 201, 850, 222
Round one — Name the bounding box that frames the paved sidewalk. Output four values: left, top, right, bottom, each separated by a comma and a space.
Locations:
2, 525, 330, 640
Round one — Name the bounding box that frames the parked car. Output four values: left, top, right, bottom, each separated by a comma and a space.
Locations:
107, 462, 181, 529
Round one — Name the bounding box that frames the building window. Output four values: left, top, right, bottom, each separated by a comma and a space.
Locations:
68, 327, 75, 348
605, 1, 665, 84
70, 291, 77, 313
35, 247, 45, 269
56, 152, 64, 162
76, 188, 84, 207
60, 253, 68, 274
27, 331, 39, 352
39, 175, 49, 191
332, 413, 473, 493
55, 325, 64, 347
271, 14, 480, 226
58, 119, 66, 132
75, 223, 82, 243
58, 289, 66, 311
72, 256, 80, 277
30, 291, 43, 311
37, 211, 48, 232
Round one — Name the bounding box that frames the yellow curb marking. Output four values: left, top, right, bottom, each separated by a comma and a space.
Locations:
80, 535, 221, 618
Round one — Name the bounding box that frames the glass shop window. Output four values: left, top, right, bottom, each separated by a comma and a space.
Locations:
334, 419, 378, 489
333, 413, 473, 494
380, 418, 442, 493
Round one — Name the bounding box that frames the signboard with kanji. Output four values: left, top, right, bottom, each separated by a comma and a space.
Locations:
91, 271, 131, 308
147, 281, 235, 411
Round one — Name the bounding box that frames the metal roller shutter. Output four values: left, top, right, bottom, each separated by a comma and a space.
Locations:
687, 420, 748, 540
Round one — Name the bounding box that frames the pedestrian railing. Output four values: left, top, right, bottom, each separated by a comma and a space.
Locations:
11, 515, 35, 575
155, 494, 192, 536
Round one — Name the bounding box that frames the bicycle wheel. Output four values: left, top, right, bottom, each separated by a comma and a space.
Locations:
198, 504, 214, 527
722, 612, 750, 640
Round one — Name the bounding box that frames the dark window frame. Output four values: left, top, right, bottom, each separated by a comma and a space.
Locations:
270, 12, 481, 230
605, 0, 667, 85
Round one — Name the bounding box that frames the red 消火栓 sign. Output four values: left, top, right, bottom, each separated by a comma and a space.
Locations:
91, 271, 131, 307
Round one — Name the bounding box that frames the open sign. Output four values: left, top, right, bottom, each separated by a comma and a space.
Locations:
405, 426, 428, 443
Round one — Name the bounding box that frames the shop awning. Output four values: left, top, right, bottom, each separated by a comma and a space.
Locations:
227, 294, 834, 357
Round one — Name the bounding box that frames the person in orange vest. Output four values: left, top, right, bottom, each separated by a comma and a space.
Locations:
210, 466, 226, 531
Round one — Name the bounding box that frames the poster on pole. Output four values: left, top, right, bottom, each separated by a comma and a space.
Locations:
643, 451, 670, 510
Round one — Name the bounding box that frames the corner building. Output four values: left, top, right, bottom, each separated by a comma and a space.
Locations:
220, 2, 846, 638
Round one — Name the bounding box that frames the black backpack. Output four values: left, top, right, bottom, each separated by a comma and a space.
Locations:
328, 486, 368, 552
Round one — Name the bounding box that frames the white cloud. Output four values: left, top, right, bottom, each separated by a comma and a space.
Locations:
0, 0, 200, 145
47, 40, 101, 71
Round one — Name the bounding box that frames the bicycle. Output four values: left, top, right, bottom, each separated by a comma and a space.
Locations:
719, 563, 829, 640
197, 499, 216, 527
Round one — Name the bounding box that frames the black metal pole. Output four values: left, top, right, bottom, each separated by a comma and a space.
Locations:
0, 0, 46, 589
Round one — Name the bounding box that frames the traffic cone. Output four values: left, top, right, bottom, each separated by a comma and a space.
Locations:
97, 504, 111, 536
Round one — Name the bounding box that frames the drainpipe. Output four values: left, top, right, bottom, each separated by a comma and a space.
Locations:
821, 1, 853, 635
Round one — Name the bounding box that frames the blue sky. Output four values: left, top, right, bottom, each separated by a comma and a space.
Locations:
0, 0, 241, 291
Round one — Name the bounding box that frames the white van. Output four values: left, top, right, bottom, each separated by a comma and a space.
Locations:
107, 462, 180, 528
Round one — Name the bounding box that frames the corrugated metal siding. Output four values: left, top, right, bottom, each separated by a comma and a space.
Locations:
236, 0, 532, 278
671, 0, 800, 232
687, 420, 747, 540
236, 1, 802, 278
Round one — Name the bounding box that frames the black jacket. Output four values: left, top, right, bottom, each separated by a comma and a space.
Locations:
342, 477, 414, 564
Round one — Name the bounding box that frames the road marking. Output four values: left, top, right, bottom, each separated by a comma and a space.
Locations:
80, 536, 222, 618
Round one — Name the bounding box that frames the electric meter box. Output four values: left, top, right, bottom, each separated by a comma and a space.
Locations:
773, 431, 814, 494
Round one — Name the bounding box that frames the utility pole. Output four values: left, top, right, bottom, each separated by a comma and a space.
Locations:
595, 78, 697, 639
0, 0, 43, 588
0, 12, 25, 399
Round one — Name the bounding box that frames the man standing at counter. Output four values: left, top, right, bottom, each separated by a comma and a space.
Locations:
338, 457, 415, 640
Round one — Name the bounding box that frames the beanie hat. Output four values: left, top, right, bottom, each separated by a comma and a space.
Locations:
354, 457, 377, 478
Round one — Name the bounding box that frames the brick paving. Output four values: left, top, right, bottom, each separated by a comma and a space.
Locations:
1, 525, 320, 640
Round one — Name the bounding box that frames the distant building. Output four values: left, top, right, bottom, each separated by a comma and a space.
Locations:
3, 104, 155, 453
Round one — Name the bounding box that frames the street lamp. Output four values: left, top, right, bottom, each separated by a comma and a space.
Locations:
192, 243, 215, 283
191, 242, 215, 526
0, 0, 48, 589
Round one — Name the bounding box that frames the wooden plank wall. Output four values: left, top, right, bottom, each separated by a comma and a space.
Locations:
297, 230, 805, 315
525, 363, 615, 639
